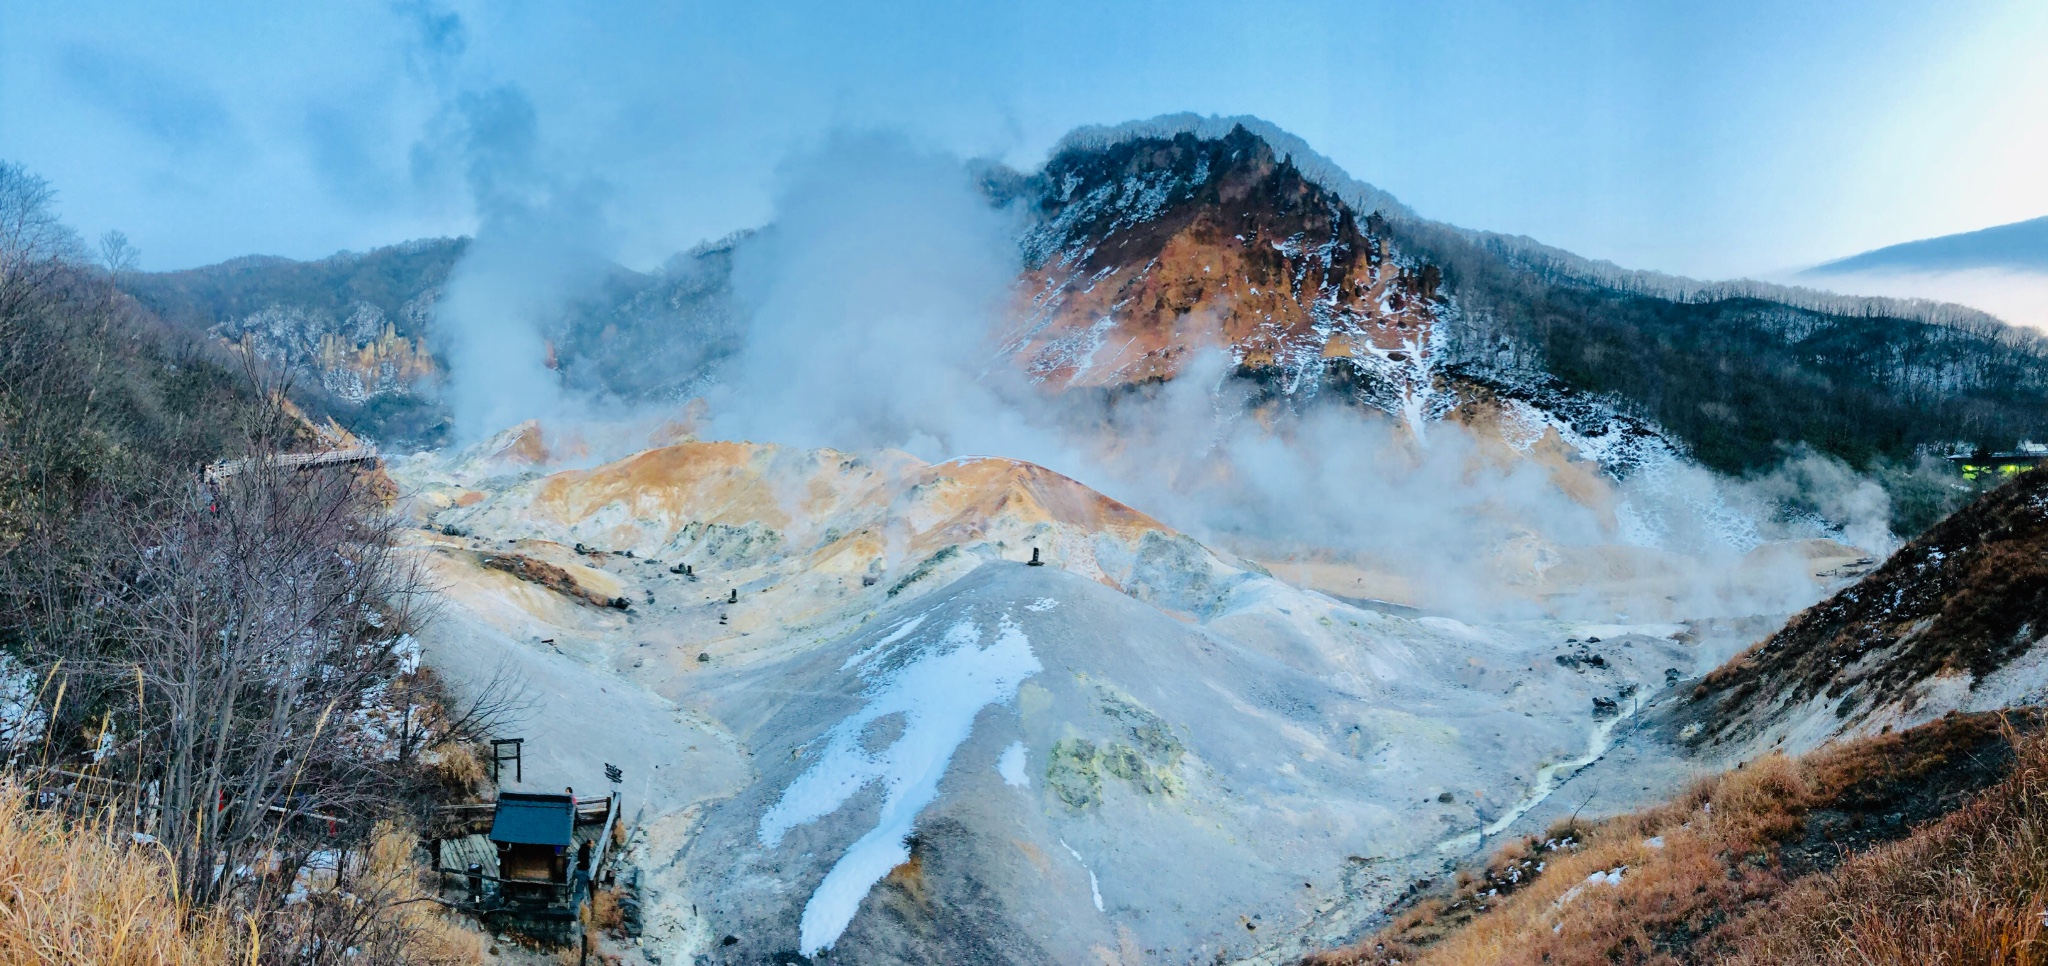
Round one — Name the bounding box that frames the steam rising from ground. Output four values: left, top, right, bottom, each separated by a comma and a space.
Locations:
689, 135, 1896, 619
433, 131, 1899, 620
431, 87, 615, 442
711, 132, 1065, 467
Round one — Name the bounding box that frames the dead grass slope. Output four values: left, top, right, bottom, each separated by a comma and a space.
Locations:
1304, 711, 2038, 966
0, 786, 486, 966
0, 789, 238, 964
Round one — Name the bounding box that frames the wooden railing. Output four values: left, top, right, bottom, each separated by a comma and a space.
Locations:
204, 447, 379, 484
589, 791, 620, 881
23, 766, 343, 826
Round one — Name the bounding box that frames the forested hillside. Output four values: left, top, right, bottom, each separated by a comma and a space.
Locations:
1038, 119, 2048, 485
1402, 216, 2048, 474
996, 122, 2045, 537
115, 235, 744, 447
0, 161, 491, 964
122, 238, 466, 338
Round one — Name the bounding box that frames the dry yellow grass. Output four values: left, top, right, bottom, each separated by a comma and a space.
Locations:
1306, 712, 2031, 966
0, 786, 486, 966
361, 821, 488, 965
0, 787, 240, 965
429, 739, 489, 793
1717, 723, 2048, 965
588, 886, 625, 934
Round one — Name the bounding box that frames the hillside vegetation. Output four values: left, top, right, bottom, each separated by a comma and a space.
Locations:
114, 234, 745, 447
1010, 123, 2048, 488
1428, 244, 2048, 476
1305, 711, 2047, 966
0, 788, 239, 964
1688, 467, 2048, 748
1303, 469, 2048, 965
1, 161, 490, 964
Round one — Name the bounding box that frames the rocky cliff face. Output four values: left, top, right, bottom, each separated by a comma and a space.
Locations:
992, 126, 1746, 499
1006, 128, 1443, 421
122, 241, 461, 442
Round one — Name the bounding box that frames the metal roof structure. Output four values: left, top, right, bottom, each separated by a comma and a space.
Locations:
489, 792, 575, 847
1947, 443, 2048, 482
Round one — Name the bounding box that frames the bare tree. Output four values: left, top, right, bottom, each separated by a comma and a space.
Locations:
0, 161, 83, 319
0, 177, 482, 962
77, 454, 427, 909
256, 821, 481, 966
384, 657, 536, 770
98, 229, 139, 277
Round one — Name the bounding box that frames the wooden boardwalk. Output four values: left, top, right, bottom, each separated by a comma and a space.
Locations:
204, 446, 380, 484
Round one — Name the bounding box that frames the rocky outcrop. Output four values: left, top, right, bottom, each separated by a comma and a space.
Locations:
478, 551, 631, 609
1007, 126, 1448, 424
1679, 468, 2048, 753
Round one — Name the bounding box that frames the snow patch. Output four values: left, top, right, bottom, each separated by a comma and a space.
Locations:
0, 654, 49, 759
998, 741, 1030, 787
839, 615, 927, 671
1556, 866, 1626, 908
760, 613, 1042, 956
391, 633, 421, 676
1060, 839, 1105, 912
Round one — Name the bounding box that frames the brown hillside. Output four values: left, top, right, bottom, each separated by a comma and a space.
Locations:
1009, 126, 1442, 398
1692, 468, 2048, 745
1302, 711, 2040, 966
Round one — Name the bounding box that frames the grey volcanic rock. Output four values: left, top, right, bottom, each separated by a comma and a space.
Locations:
391, 434, 1858, 965
652, 562, 1695, 965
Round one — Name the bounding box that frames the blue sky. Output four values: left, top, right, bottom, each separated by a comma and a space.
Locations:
2, 0, 2043, 277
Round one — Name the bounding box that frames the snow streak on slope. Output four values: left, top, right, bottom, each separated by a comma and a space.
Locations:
757, 614, 1042, 956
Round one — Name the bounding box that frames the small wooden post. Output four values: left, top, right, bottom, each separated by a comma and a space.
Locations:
490, 738, 524, 784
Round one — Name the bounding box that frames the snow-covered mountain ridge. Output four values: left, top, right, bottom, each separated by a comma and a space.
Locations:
992, 124, 1668, 470
122, 117, 2048, 495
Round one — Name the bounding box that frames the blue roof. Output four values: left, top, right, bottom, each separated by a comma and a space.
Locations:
490, 793, 575, 847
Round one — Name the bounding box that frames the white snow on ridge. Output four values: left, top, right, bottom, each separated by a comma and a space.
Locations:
759, 613, 1042, 956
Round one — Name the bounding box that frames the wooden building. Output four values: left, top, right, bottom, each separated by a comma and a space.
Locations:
490, 791, 577, 900
435, 787, 621, 947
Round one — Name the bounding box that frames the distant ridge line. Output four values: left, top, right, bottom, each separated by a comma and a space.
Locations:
1805, 214, 2048, 276
1051, 113, 2036, 343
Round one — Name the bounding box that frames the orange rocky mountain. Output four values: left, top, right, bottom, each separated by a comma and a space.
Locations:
1006, 126, 1446, 421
